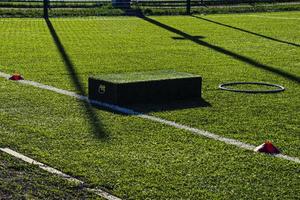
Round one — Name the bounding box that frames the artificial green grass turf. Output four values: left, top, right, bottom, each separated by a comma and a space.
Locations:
0, 13, 299, 156
0, 152, 103, 199
0, 78, 299, 199
92, 70, 200, 83
0, 12, 299, 198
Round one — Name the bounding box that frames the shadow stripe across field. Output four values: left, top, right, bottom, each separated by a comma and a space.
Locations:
45, 18, 107, 139
137, 15, 300, 83
192, 15, 300, 48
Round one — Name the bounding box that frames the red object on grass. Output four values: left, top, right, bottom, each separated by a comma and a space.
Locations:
9, 73, 24, 80
254, 141, 280, 154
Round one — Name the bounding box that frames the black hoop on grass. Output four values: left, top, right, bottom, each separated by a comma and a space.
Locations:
219, 82, 285, 93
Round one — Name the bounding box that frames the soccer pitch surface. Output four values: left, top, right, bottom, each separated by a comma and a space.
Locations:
0, 12, 299, 199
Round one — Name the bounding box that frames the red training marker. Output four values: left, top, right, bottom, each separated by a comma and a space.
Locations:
9, 73, 24, 81
254, 141, 280, 154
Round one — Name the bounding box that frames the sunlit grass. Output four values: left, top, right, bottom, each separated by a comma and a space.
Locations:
0, 12, 299, 199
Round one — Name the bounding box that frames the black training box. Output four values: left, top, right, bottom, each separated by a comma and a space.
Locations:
88, 70, 202, 105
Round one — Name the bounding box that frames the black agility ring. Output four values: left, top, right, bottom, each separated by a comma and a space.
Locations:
219, 82, 285, 93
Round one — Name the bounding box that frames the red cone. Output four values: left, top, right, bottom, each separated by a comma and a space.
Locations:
254, 141, 280, 154
9, 72, 24, 81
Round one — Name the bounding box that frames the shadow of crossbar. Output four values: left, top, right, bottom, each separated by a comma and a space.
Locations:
192, 15, 300, 48
138, 15, 300, 84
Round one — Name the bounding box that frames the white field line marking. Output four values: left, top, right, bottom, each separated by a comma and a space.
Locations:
0, 72, 10, 79
0, 18, 138, 22
0, 71, 299, 164
0, 147, 122, 200
53, 17, 138, 21
243, 15, 300, 20
207, 14, 300, 20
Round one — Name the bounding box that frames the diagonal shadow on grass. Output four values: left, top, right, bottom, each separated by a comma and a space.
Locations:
192, 15, 300, 48
45, 18, 108, 139
138, 15, 300, 84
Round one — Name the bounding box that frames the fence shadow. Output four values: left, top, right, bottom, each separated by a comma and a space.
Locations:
45, 18, 108, 139
192, 15, 300, 48
137, 14, 300, 84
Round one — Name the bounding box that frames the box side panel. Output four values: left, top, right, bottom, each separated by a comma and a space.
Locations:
116, 77, 202, 105
88, 78, 118, 104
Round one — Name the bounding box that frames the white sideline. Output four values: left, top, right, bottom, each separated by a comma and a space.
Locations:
0, 147, 121, 200
243, 15, 300, 20
209, 15, 300, 20
0, 18, 138, 22
0, 71, 299, 165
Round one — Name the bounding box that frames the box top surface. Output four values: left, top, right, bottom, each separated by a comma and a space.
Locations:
91, 70, 201, 83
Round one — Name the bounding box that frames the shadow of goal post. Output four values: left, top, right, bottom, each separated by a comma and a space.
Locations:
44, 0, 49, 18
186, 0, 191, 14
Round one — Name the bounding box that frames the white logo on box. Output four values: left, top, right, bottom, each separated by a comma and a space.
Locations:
98, 84, 106, 94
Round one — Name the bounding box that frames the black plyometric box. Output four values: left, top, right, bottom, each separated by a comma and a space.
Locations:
88, 70, 202, 105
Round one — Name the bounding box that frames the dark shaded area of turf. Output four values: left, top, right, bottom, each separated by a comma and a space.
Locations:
172, 35, 205, 40
0, 151, 101, 199
45, 18, 108, 139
